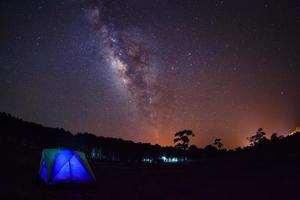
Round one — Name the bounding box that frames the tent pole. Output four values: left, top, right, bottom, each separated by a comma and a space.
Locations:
69, 159, 72, 181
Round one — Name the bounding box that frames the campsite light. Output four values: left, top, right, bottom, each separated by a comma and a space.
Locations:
142, 158, 153, 163
160, 156, 180, 163
161, 156, 167, 162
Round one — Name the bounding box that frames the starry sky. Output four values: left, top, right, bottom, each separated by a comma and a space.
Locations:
1, 0, 299, 148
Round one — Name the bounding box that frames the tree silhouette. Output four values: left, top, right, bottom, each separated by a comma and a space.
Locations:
270, 133, 284, 142
213, 138, 223, 149
174, 129, 195, 151
204, 144, 218, 153
247, 128, 267, 146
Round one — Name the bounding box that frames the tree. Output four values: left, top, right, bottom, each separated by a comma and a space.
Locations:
213, 138, 223, 149
247, 128, 267, 146
188, 145, 198, 151
204, 144, 218, 152
270, 133, 284, 141
174, 129, 195, 151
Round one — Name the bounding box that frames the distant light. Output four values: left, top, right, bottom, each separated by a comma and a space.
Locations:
290, 127, 300, 136
160, 156, 179, 163
143, 156, 183, 164
142, 158, 153, 163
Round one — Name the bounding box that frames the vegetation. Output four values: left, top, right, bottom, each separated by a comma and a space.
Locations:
173, 129, 194, 151
213, 138, 223, 149
247, 128, 267, 146
1, 112, 300, 163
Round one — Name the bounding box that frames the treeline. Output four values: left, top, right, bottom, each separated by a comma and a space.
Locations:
0, 112, 182, 161
0, 112, 300, 162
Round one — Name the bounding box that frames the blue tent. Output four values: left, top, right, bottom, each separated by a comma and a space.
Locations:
39, 149, 96, 184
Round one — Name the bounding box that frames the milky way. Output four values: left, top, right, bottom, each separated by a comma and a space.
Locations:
84, 2, 162, 130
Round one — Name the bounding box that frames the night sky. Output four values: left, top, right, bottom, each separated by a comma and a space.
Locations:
1, 0, 299, 148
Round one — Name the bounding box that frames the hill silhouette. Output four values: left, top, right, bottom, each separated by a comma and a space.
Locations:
1, 112, 300, 162
0, 112, 182, 161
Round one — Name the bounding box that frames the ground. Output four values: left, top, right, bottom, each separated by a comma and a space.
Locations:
1, 146, 299, 200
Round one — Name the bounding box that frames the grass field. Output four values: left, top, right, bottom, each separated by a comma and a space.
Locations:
2, 146, 299, 200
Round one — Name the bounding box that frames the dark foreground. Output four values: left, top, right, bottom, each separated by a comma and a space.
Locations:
2, 146, 299, 200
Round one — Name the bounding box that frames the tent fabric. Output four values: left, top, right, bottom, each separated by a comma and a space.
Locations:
39, 148, 96, 184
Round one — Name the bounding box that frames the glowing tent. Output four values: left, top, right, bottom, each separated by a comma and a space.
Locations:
39, 149, 96, 184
